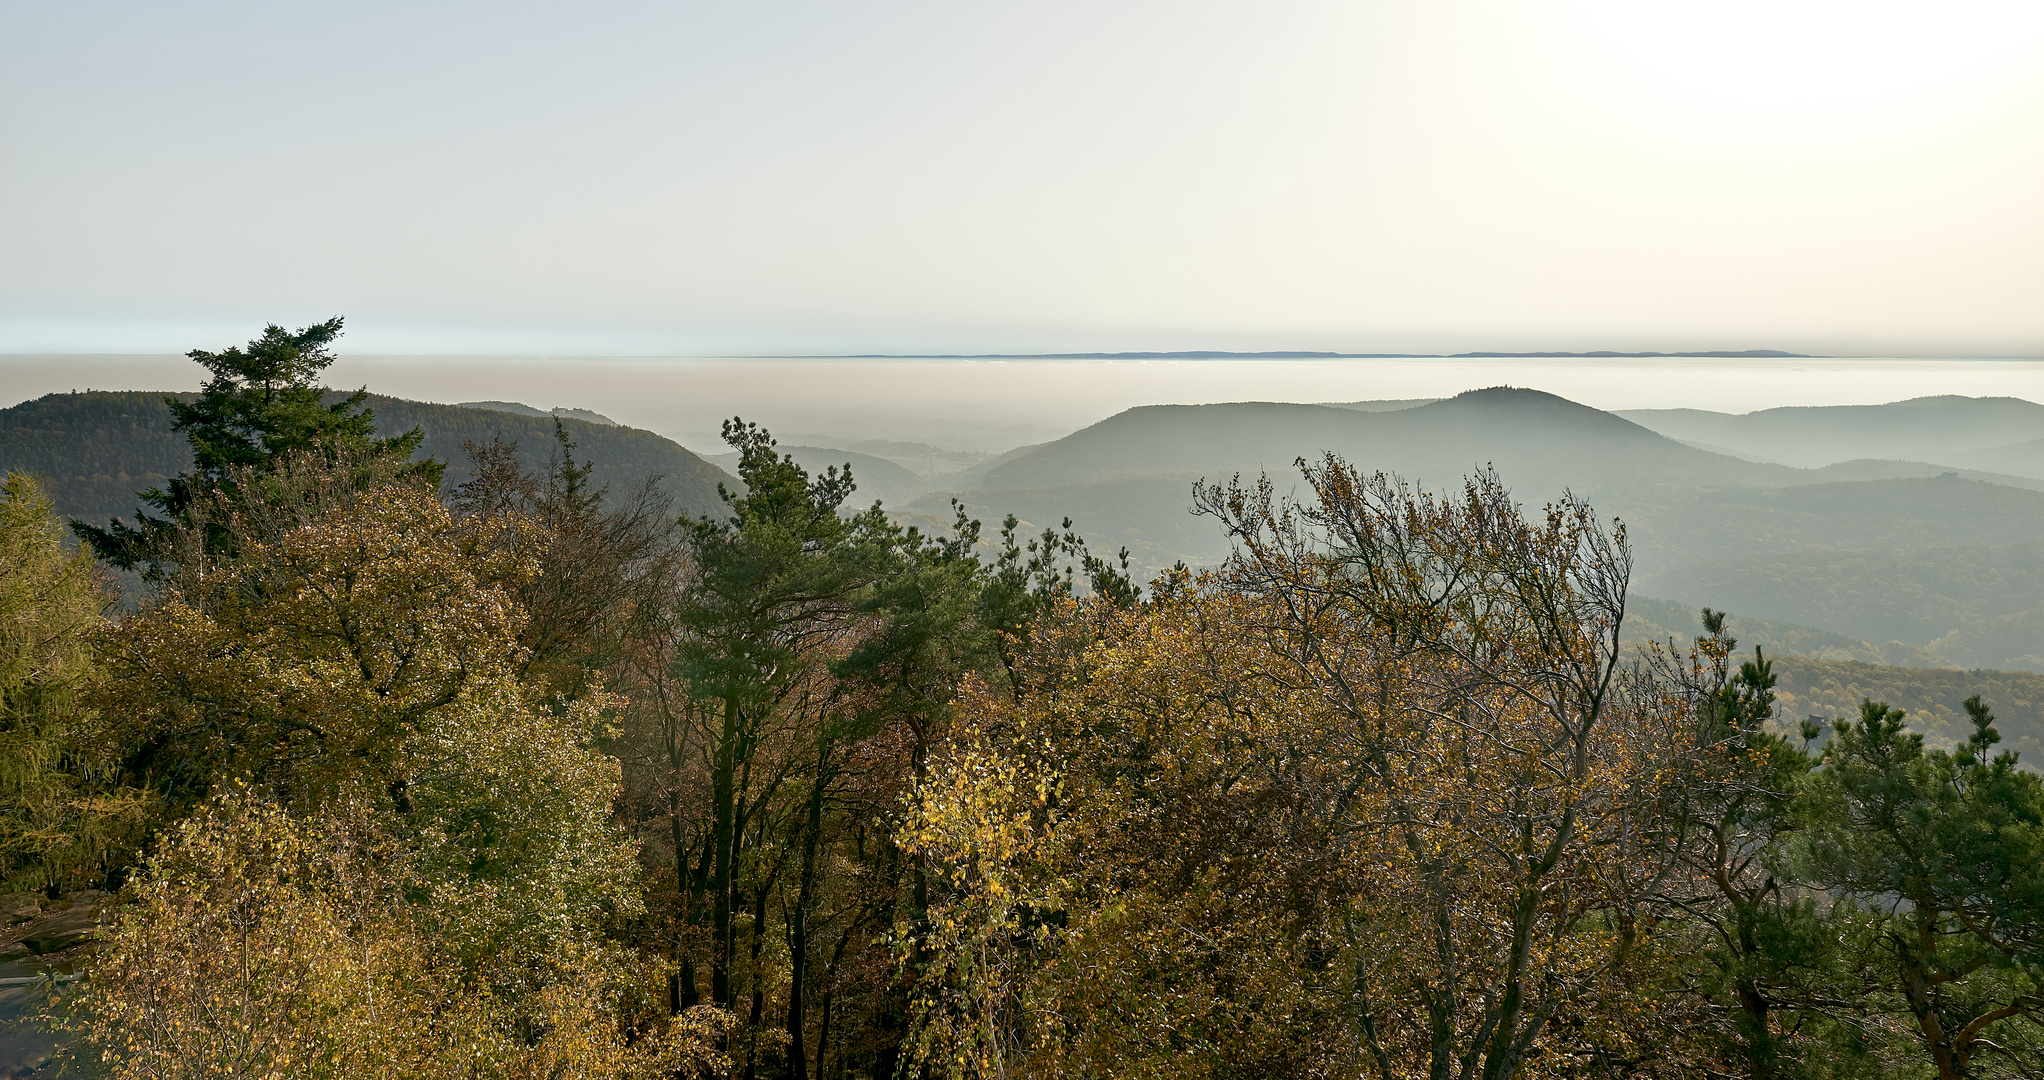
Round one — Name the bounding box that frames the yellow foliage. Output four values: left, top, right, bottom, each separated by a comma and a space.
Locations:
80, 788, 731, 1079
74, 480, 725, 1077
0, 471, 150, 890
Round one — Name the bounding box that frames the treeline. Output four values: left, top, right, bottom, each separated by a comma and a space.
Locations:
3, 322, 2042, 1079
1770, 657, 2044, 765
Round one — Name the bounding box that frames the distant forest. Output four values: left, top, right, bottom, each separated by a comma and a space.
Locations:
3, 322, 2043, 1079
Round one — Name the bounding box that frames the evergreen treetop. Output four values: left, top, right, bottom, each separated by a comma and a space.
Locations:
74, 317, 442, 572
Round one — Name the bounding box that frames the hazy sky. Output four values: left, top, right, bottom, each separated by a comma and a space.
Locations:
4, 1, 2042, 357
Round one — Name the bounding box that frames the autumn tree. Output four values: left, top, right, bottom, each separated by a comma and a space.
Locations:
77, 472, 711, 1075
900, 583, 1376, 1077
1193, 462, 1705, 1079
902, 462, 1717, 1079
450, 424, 683, 701
83, 786, 732, 1080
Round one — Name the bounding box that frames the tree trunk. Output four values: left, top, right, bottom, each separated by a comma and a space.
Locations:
1479, 880, 1544, 1080
815, 915, 857, 1080
786, 744, 832, 1080
1736, 985, 1777, 1080
711, 694, 741, 1007
744, 883, 770, 1080
1733, 900, 1777, 1080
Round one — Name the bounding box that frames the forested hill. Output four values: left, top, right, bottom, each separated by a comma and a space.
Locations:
370, 396, 731, 518
0, 390, 732, 524
978, 388, 1802, 492
1769, 657, 2044, 764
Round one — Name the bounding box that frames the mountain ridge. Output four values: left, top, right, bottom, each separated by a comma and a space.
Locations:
818, 349, 1813, 359
0, 390, 733, 525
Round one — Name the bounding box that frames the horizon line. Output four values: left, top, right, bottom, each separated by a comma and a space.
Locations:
15, 350, 2044, 361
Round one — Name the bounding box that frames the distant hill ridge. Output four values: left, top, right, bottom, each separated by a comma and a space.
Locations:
18, 383, 2044, 673
0, 390, 732, 525
975, 387, 1798, 492
457, 400, 619, 426
829, 349, 1811, 359
1619, 395, 2044, 469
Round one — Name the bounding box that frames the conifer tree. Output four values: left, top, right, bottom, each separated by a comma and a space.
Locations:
1802, 697, 2044, 1079
73, 317, 440, 573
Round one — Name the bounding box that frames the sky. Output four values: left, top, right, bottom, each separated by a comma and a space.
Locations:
3, 1, 2042, 357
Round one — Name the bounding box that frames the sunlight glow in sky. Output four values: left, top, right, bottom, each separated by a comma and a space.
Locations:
1, 1, 2039, 356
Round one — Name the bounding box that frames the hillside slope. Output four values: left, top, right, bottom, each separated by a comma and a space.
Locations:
0, 390, 732, 524
1932, 434, 2044, 480
1635, 539, 2044, 671
1610, 474, 2044, 566
1618, 599, 2044, 759
1618, 395, 2044, 470
704, 445, 929, 509
1622, 594, 1949, 669
934, 389, 2044, 568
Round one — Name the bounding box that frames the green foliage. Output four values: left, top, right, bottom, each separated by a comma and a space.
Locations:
706, 443, 933, 508
1798, 698, 2044, 1079
0, 473, 148, 892
1661, 615, 1857, 1080
169, 319, 395, 475
675, 419, 893, 707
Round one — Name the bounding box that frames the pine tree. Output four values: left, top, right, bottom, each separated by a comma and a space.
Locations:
73, 317, 441, 574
